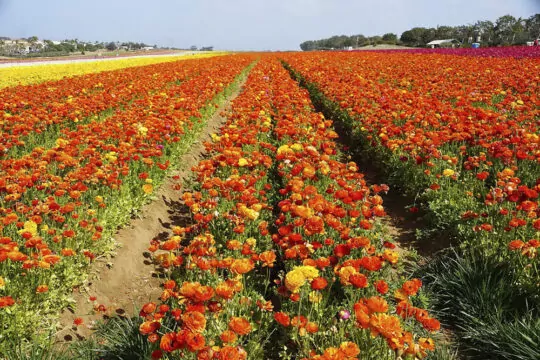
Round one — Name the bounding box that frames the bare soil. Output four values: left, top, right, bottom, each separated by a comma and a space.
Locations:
55, 76, 247, 343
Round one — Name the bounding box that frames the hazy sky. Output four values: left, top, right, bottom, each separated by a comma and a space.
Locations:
0, 0, 537, 50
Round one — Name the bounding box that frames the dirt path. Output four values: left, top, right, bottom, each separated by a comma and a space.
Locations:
56, 75, 248, 342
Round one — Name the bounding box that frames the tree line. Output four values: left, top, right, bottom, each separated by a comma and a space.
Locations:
0, 37, 166, 57
300, 13, 540, 50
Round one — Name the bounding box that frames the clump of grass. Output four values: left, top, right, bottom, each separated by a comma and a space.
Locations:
80, 315, 155, 360
417, 249, 539, 360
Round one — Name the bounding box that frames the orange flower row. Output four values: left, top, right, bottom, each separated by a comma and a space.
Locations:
0, 58, 207, 156
281, 52, 539, 286
0, 54, 254, 346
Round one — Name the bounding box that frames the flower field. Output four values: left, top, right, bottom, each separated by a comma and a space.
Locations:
0, 53, 253, 349
140, 57, 439, 360
0, 52, 223, 90
281, 50, 539, 277
0, 47, 538, 359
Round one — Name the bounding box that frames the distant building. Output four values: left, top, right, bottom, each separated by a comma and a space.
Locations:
426, 39, 460, 48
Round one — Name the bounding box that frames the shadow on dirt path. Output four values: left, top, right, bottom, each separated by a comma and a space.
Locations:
56, 73, 249, 343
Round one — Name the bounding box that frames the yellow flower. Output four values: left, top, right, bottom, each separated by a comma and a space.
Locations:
291, 143, 303, 151
285, 269, 306, 293
245, 237, 257, 247
277, 145, 293, 156
238, 205, 259, 220
238, 158, 249, 167
383, 249, 399, 264
0, 276, 5, 289
105, 151, 118, 163
137, 124, 148, 136
297, 265, 319, 280
0, 53, 227, 90
55, 138, 69, 147
442, 169, 455, 177
285, 265, 320, 293
308, 291, 322, 303
18, 221, 38, 236
142, 184, 153, 194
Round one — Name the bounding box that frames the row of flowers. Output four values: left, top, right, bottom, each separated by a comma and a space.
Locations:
370, 45, 540, 59
1, 55, 215, 157
0, 54, 254, 349
281, 52, 539, 291
140, 56, 440, 360
0, 52, 223, 90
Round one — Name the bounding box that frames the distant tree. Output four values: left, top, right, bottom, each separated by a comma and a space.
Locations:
190, 45, 198, 51
494, 15, 518, 44
200, 46, 213, 51
353, 34, 367, 47
300, 40, 314, 51
421, 28, 437, 45
106, 42, 117, 51
435, 26, 454, 39
454, 25, 475, 44
474, 20, 495, 44
85, 43, 98, 52
382, 33, 398, 44
525, 14, 540, 40
400, 27, 427, 46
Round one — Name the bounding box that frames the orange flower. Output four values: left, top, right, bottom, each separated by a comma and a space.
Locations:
305, 321, 319, 334
61, 248, 76, 256
338, 265, 357, 285
401, 278, 422, 296
274, 312, 290, 326
365, 296, 388, 313
259, 250, 276, 267
349, 273, 368, 288
141, 302, 157, 315
139, 320, 161, 335
216, 282, 235, 300
36, 285, 49, 293
218, 346, 248, 360
182, 311, 207, 333
160, 332, 177, 352
142, 183, 153, 194
185, 331, 206, 352
419, 337, 435, 351
310, 276, 328, 290
0, 296, 15, 308
193, 285, 214, 302
220, 330, 238, 343
420, 317, 441, 332
508, 240, 525, 250
339, 341, 360, 357
228, 317, 251, 335
230, 258, 254, 275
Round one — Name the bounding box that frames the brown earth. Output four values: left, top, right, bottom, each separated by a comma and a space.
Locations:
55, 75, 248, 343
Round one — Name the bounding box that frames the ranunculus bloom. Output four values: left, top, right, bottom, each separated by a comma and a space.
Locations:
228, 317, 252, 335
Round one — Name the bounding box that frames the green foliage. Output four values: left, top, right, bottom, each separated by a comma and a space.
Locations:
105, 42, 118, 51
300, 12, 539, 49
83, 316, 154, 360
418, 249, 540, 360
